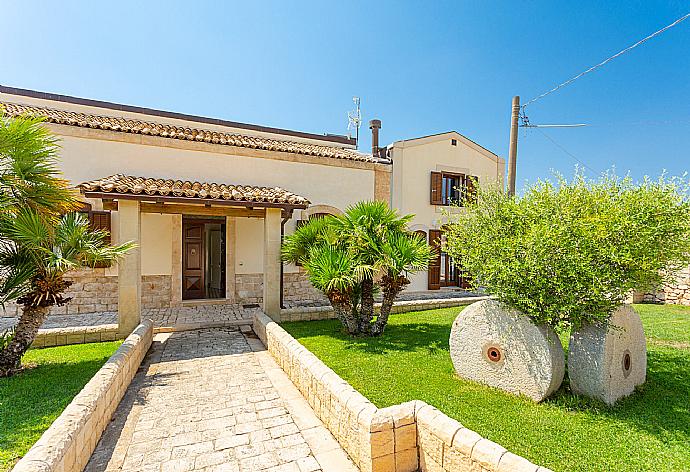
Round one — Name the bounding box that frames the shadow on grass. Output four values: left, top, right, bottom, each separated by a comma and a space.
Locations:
286, 318, 452, 355
548, 347, 690, 438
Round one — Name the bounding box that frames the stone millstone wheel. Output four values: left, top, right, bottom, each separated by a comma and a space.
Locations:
449, 299, 565, 402
568, 305, 646, 405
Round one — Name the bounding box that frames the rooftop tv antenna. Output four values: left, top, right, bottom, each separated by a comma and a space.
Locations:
347, 97, 362, 147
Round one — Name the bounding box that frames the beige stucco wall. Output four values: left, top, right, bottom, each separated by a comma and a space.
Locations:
389, 133, 505, 292
235, 217, 264, 274
57, 134, 375, 212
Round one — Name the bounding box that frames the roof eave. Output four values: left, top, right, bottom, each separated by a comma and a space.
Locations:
81, 191, 309, 210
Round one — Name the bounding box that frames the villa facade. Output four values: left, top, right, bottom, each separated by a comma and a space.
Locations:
0, 86, 504, 333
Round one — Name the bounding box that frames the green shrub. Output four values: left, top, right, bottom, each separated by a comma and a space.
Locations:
443, 172, 690, 330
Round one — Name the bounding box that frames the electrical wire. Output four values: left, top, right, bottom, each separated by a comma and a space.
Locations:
523, 12, 690, 108
534, 127, 602, 174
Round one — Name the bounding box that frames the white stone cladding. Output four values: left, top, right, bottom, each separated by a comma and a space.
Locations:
641, 266, 690, 306
1, 271, 324, 319
235, 272, 327, 305
1, 270, 172, 318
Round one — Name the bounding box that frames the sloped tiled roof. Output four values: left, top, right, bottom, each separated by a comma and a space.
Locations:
78, 174, 309, 207
1, 101, 379, 163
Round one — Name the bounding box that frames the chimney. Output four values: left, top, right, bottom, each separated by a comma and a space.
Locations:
369, 119, 381, 157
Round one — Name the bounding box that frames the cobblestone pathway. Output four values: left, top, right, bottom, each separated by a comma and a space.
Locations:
144, 305, 254, 328
86, 328, 356, 472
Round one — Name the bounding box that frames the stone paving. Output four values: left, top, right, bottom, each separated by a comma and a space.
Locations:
0, 312, 117, 332
0, 305, 254, 333
144, 304, 254, 329
85, 327, 357, 472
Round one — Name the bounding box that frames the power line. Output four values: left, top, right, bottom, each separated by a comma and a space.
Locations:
523, 12, 690, 108
533, 127, 601, 174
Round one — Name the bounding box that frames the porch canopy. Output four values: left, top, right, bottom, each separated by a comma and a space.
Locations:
78, 174, 309, 334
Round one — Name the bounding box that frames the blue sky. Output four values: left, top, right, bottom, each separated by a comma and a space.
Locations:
1, 1, 688, 190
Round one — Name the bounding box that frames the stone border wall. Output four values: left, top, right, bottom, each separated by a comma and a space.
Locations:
253, 312, 547, 472
12, 320, 153, 472
29, 324, 120, 348
280, 296, 487, 322
1, 272, 171, 318
639, 266, 690, 306
235, 272, 328, 305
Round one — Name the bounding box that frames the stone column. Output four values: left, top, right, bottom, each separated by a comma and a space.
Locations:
263, 208, 282, 321
225, 217, 237, 302
171, 214, 182, 307
117, 200, 141, 337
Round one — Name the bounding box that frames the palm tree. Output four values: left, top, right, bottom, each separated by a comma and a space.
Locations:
332, 201, 413, 332
0, 110, 78, 217
0, 211, 133, 376
373, 231, 431, 335
0, 111, 133, 376
282, 201, 431, 336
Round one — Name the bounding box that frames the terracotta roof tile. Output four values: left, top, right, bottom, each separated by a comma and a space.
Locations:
1, 101, 380, 163
78, 174, 309, 207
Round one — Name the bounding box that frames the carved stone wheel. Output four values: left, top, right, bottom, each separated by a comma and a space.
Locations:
568, 305, 647, 405
449, 299, 565, 402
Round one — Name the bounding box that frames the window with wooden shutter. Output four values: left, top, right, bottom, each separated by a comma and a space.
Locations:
80, 210, 111, 268
428, 229, 442, 290
88, 211, 112, 245
430, 171, 443, 205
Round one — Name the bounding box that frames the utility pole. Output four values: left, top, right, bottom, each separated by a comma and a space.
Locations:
507, 95, 520, 196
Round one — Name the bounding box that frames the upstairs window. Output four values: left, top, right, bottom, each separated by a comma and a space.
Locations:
430, 172, 478, 206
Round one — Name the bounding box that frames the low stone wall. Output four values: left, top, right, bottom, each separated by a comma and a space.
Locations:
30, 324, 120, 348
253, 312, 545, 472
280, 296, 487, 322
1, 271, 171, 318
235, 271, 327, 305
12, 320, 153, 472
640, 266, 690, 306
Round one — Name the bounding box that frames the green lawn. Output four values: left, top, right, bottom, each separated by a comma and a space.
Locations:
283, 304, 690, 472
0, 341, 121, 471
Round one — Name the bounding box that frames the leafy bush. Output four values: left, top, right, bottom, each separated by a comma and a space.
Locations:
443, 172, 690, 330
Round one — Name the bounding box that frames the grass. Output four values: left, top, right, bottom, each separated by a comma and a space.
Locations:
283, 304, 690, 472
0, 341, 121, 472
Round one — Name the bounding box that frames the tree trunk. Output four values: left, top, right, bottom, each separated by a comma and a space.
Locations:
0, 304, 50, 377
371, 288, 398, 336
371, 275, 408, 336
359, 277, 375, 333
331, 299, 358, 335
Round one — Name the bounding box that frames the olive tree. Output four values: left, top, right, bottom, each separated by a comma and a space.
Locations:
443, 172, 690, 330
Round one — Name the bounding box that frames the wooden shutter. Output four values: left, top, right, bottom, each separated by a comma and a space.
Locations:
89, 211, 112, 245
430, 172, 443, 205
85, 210, 111, 268
428, 229, 442, 290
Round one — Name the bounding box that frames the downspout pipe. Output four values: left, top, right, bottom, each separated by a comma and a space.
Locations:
280, 212, 291, 309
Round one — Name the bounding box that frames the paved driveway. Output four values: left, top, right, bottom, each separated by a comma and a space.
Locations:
86, 328, 357, 472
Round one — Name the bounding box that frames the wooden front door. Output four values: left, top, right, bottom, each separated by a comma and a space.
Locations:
428, 229, 441, 290
183, 220, 205, 300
